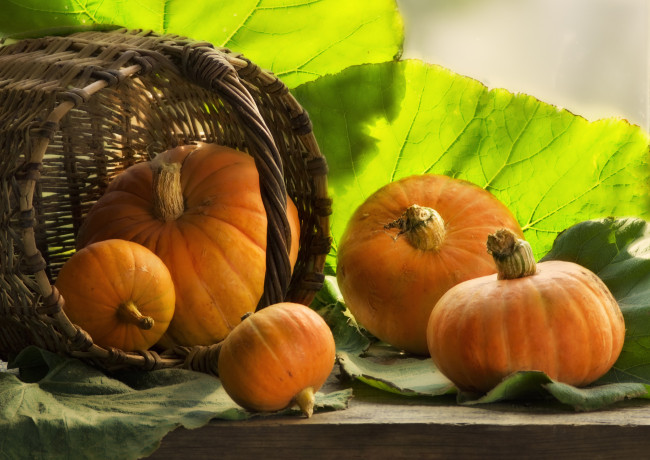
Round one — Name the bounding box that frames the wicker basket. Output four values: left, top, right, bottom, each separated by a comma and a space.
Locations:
0, 28, 331, 373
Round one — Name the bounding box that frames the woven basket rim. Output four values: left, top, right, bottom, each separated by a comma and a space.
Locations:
0, 28, 332, 372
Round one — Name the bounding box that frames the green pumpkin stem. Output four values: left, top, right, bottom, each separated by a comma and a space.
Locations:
487, 228, 536, 280
151, 157, 185, 222
117, 300, 154, 330
294, 386, 315, 418
385, 204, 445, 251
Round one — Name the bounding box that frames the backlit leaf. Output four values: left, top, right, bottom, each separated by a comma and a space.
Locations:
0, 0, 403, 88
293, 59, 650, 265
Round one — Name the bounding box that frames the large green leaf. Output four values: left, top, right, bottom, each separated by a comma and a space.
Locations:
0, 0, 403, 88
338, 349, 455, 397
293, 59, 650, 264
458, 372, 648, 411
0, 346, 352, 460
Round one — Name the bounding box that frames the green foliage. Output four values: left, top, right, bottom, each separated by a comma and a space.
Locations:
293, 59, 650, 265
0, 347, 351, 460
459, 373, 648, 411
338, 349, 456, 397
3, 0, 650, 437
0, 0, 403, 88
310, 275, 372, 354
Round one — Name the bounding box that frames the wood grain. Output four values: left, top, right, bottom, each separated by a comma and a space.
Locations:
149, 368, 650, 459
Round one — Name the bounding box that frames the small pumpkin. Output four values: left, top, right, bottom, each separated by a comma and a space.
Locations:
55, 239, 175, 352
217, 302, 336, 417
426, 228, 626, 394
336, 174, 523, 354
76, 143, 300, 347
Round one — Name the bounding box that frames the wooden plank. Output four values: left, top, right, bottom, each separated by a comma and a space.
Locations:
149, 369, 650, 459
151, 423, 650, 459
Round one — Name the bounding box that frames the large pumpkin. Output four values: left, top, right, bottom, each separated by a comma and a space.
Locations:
217, 302, 336, 417
55, 239, 175, 352
427, 229, 626, 393
76, 143, 300, 347
336, 174, 523, 355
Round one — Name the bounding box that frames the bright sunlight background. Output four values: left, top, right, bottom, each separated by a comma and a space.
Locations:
398, 0, 649, 133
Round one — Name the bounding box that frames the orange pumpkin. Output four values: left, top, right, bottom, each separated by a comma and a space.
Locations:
286, 190, 300, 271
427, 229, 626, 393
217, 302, 336, 417
336, 174, 523, 355
55, 239, 175, 352
76, 143, 300, 347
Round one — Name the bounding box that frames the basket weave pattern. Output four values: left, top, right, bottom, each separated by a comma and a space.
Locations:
0, 29, 331, 373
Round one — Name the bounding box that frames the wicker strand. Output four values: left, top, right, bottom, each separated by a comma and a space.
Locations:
0, 29, 330, 372
174, 343, 221, 376
180, 48, 293, 306
135, 349, 165, 371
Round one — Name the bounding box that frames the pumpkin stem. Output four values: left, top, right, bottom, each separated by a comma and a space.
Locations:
117, 300, 155, 330
151, 157, 185, 222
487, 228, 536, 280
294, 386, 315, 418
385, 204, 445, 251
241, 312, 254, 321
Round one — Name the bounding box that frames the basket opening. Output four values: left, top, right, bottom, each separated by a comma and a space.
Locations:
33, 70, 255, 280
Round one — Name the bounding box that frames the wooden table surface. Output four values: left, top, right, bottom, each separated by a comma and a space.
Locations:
149, 365, 650, 459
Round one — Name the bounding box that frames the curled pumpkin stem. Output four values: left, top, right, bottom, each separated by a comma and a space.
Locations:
385, 204, 445, 251
294, 386, 315, 418
117, 300, 154, 330
151, 158, 185, 222
240, 311, 254, 321
487, 228, 536, 280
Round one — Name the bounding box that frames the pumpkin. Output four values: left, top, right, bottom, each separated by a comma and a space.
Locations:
286, 189, 300, 271
217, 302, 336, 417
426, 228, 626, 394
76, 143, 300, 347
55, 239, 175, 352
336, 174, 523, 355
